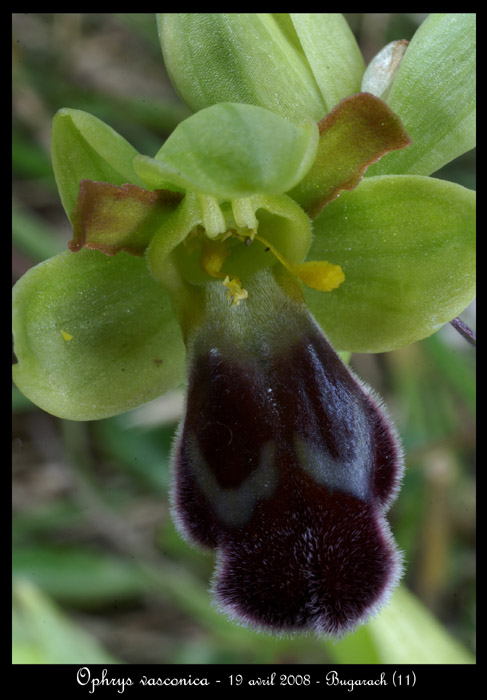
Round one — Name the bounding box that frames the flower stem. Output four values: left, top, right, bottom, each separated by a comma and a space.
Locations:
450, 317, 476, 347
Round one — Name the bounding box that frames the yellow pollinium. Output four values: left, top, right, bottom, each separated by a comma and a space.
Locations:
254, 234, 345, 293
200, 240, 230, 277
291, 260, 345, 292
222, 276, 248, 305
200, 239, 248, 306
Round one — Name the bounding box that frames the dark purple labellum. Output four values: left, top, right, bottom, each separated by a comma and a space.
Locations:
172, 269, 404, 636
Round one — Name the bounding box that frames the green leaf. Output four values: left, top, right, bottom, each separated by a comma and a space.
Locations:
12, 199, 66, 263
366, 13, 476, 177
305, 175, 476, 352
13, 546, 148, 605
423, 332, 476, 413
12, 579, 118, 664
51, 108, 146, 219
134, 103, 318, 199
69, 180, 182, 256
289, 13, 365, 112
368, 586, 474, 663
12, 249, 186, 420
289, 93, 411, 218
158, 13, 327, 124
329, 586, 474, 663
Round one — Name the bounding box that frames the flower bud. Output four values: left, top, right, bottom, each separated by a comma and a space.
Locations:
361, 40, 409, 101
158, 13, 365, 124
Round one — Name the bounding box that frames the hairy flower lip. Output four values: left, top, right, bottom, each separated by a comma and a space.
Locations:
172, 268, 404, 635
212, 493, 403, 637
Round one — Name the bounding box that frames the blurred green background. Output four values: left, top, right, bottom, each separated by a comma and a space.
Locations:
12, 13, 475, 664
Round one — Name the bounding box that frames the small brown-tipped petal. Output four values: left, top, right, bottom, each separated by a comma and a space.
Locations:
289, 93, 411, 219
69, 180, 182, 256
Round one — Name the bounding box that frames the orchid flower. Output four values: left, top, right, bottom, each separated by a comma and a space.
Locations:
12, 13, 475, 636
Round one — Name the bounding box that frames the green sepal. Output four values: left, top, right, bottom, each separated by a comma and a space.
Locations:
305, 175, 476, 352
51, 108, 145, 219
289, 13, 365, 112
69, 180, 182, 256
158, 13, 327, 124
12, 249, 186, 420
134, 103, 318, 199
289, 93, 411, 218
366, 13, 476, 177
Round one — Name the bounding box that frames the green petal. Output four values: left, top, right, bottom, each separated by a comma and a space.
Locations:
366, 13, 476, 177
12, 249, 186, 420
134, 103, 318, 199
305, 175, 476, 352
158, 13, 326, 124
289, 93, 411, 218
51, 108, 145, 219
289, 13, 365, 112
